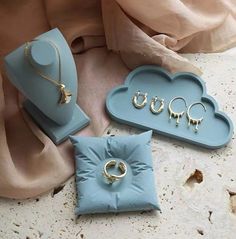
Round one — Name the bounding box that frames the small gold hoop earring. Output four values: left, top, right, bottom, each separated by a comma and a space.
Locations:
150, 96, 164, 114
187, 102, 206, 133
168, 96, 187, 126
132, 91, 147, 109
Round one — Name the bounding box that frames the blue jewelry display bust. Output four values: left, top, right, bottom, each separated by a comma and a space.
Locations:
4, 28, 90, 144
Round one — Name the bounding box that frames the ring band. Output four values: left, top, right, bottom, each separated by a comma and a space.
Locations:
103, 160, 127, 183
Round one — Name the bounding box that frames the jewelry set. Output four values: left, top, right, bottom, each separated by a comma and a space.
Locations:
132, 91, 207, 133
22, 39, 211, 185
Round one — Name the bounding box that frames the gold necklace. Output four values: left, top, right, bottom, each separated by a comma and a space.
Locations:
24, 40, 72, 104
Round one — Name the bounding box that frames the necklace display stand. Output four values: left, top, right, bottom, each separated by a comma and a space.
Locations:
4, 28, 90, 144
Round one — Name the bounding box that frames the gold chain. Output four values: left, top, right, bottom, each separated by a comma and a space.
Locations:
24, 39, 72, 104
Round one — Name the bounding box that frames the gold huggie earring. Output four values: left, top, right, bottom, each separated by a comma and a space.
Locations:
187, 102, 206, 133
168, 96, 187, 126
150, 96, 164, 114
132, 90, 147, 109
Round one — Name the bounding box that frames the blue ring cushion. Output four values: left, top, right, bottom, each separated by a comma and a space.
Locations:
69, 131, 160, 215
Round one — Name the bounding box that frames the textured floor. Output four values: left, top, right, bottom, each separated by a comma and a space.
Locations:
0, 50, 236, 239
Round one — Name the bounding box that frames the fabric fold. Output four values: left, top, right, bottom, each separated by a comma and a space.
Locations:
44, 0, 105, 53
102, 0, 201, 74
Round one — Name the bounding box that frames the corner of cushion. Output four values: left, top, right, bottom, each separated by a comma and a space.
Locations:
140, 130, 153, 143
147, 194, 161, 211
144, 130, 153, 138
75, 206, 81, 215
69, 135, 77, 144
153, 203, 161, 211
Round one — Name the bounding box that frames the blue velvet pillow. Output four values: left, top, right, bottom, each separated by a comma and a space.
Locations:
70, 131, 160, 215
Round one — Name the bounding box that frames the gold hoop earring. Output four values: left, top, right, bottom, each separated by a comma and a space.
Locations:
168, 96, 187, 126
150, 96, 164, 114
132, 91, 147, 109
187, 102, 206, 133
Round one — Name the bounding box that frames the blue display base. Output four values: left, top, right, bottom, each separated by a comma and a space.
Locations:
70, 131, 160, 215
23, 100, 90, 145
106, 65, 234, 149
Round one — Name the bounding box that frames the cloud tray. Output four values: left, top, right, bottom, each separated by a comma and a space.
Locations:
106, 65, 234, 149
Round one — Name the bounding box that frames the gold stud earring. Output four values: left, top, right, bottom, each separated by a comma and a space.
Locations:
150, 96, 164, 114
186, 102, 206, 133
132, 91, 147, 109
168, 96, 187, 126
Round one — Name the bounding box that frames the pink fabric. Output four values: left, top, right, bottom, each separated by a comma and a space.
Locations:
0, 0, 236, 199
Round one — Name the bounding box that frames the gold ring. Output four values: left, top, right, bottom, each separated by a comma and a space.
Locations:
103, 160, 127, 184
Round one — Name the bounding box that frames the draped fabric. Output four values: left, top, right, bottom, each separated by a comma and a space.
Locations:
0, 0, 235, 199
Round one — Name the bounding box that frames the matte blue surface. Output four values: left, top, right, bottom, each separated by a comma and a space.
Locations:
4, 28, 90, 144
106, 65, 234, 149
24, 100, 90, 145
30, 41, 56, 66
70, 131, 160, 215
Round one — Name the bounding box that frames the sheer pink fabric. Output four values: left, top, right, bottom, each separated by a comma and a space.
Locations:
0, 0, 235, 198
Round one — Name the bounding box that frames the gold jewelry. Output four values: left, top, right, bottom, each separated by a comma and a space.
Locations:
103, 160, 127, 184
168, 96, 187, 126
132, 91, 147, 109
150, 96, 164, 114
24, 40, 72, 104
187, 102, 206, 133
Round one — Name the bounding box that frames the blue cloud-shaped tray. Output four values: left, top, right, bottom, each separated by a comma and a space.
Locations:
106, 65, 234, 149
